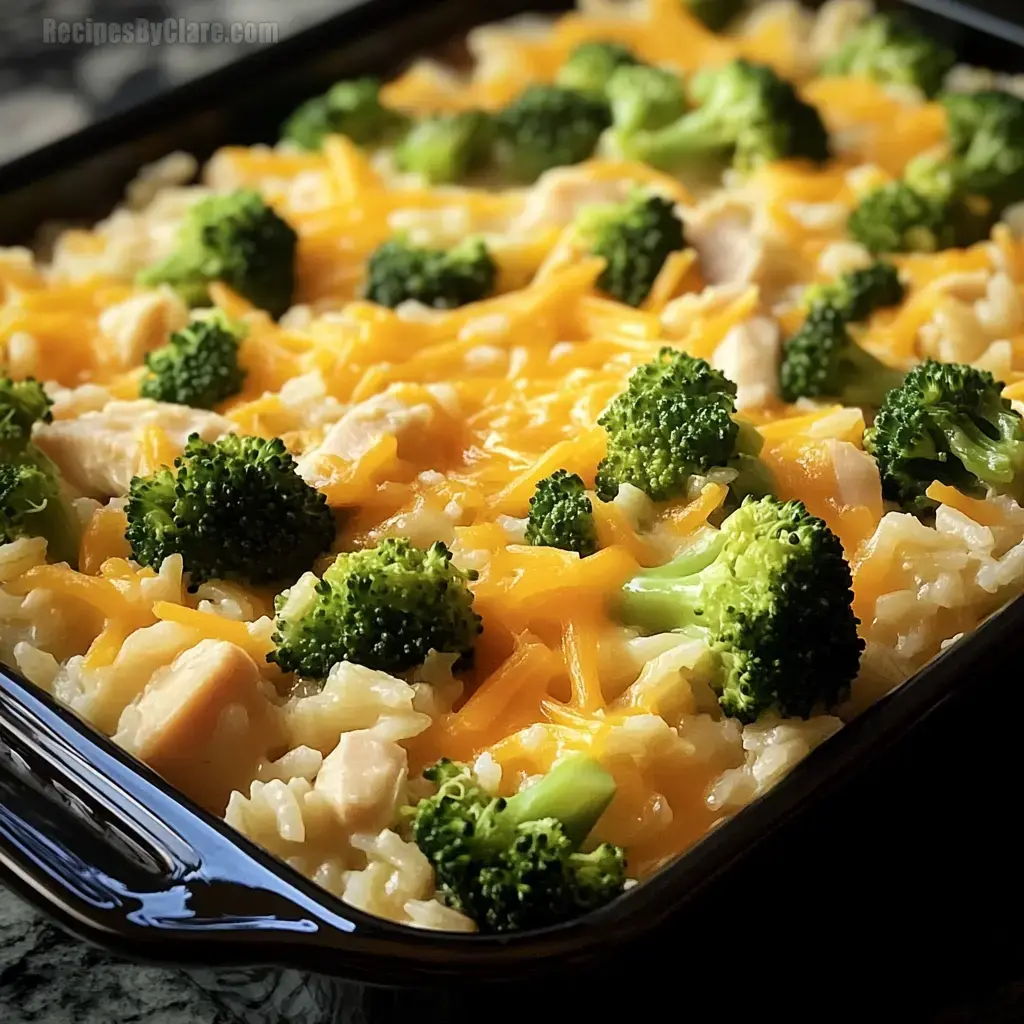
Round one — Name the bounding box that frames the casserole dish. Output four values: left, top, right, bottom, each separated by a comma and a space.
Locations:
2, 0, 1024, 1019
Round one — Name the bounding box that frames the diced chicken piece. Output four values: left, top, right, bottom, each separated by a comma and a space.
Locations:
78, 621, 200, 734
510, 165, 637, 235
685, 195, 802, 296
826, 439, 882, 515
313, 730, 408, 831
33, 399, 234, 498
114, 639, 282, 814
296, 392, 434, 482
711, 317, 781, 411
98, 287, 190, 369
46, 382, 113, 420
975, 272, 1024, 337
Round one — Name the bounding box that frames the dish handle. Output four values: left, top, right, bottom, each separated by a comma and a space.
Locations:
0, 663, 427, 976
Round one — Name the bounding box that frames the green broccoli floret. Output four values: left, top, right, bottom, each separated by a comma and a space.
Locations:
619, 495, 863, 722
280, 77, 409, 151
411, 754, 626, 933
0, 377, 52, 454
555, 41, 642, 98
268, 537, 481, 678
139, 311, 246, 410
847, 181, 957, 254
0, 378, 80, 566
595, 347, 772, 503
803, 261, 905, 322
682, 0, 745, 32
0, 462, 81, 566
125, 433, 335, 586
606, 64, 688, 136
493, 85, 611, 183
864, 360, 1024, 513
894, 90, 1024, 238
574, 192, 686, 307
137, 190, 298, 319
780, 304, 905, 406
364, 237, 497, 310
821, 13, 955, 99
890, 91, 1024, 248
939, 90, 1024, 210
393, 111, 496, 185
615, 59, 830, 173
525, 470, 598, 556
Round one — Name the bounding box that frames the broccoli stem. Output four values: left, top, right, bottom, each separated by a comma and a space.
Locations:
942, 411, 1024, 488
623, 110, 733, 170
498, 754, 616, 847
619, 531, 726, 633
728, 420, 775, 501
839, 344, 907, 408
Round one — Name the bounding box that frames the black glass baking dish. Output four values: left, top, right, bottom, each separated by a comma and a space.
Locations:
3, 1, 1024, 1020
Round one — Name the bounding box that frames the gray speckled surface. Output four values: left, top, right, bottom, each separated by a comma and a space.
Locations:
0, 887, 235, 1023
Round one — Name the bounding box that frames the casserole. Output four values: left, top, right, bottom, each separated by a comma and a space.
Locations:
2, 0, 1024, 1018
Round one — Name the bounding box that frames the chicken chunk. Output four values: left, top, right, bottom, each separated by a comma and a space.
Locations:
33, 399, 235, 498
685, 194, 803, 297
711, 316, 781, 411
113, 639, 283, 813
97, 287, 190, 370
296, 392, 434, 483
313, 730, 408, 831
827, 439, 883, 516
510, 165, 637, 235
78, 620, 200, 734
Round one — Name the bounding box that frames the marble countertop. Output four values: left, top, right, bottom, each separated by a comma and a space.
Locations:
0, 887, 233, 1023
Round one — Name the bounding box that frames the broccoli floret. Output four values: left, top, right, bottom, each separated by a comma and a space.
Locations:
525, 470, 598, 556
574, 191, 686, 308
940, 90, 1024, 209
0, 379, 80, 565
393, 111, 496, 185
125, 433, 335, 586
493, 85, 611, 183
137, 190, 298, 319
864, 360, 1024, 513
411, 754, 626, 933
364, 237, 497, 310
615, 59, 829, 173
803, 261, 905, 323
0, 377, 52, 455
780, 304, 905, 406
555, 41, 642, 98
821, 13, 955, 99
847, 181, 957, 254
595, 347, 772, 503
682, 0, 745, 32
606, 65, 688, 136
0, 462, 81, 567
619, 495, 863, 722
269, 537, 481, 678
280, 77, 409, 151
139, 311, 246, 410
